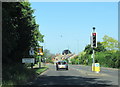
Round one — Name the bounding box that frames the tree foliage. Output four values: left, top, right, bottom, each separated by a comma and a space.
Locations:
101, 35, 118, 51
2, 2, 44, 64
71, 35, 120, 68
84, 42, 106, 54
95, 51, 120, 68
42, 49, 55, 63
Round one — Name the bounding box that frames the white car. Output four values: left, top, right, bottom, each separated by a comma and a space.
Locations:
56, 61, 68, 70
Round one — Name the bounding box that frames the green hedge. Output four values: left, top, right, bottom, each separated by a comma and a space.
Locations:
95, 51, 120, 68
70, 51, 120, 68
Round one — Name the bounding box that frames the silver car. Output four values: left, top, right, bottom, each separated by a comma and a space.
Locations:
56, 61, 68, 70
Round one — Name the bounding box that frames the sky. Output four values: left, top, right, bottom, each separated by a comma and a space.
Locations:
30, 2, 118, 54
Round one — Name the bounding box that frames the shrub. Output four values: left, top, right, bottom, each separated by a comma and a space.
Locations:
2, 64, 37, 86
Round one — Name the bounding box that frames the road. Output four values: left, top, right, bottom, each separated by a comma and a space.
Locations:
28, 64, 119, 87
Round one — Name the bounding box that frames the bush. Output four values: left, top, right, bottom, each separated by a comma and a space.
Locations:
2, 64, 37, 86
70, 58, 76, 64
95, 51, 119, 68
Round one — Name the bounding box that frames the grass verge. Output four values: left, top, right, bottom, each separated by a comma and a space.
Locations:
2, 64, 48, 87
35, 66, 48, 75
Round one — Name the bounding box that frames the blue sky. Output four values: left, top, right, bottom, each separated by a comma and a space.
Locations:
30, 2, 118, 54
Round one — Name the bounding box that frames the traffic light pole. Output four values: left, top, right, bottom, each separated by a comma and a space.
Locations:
92, 27, 96, 71
92, 48, 95, 71
91, 27, 100, 73
93, 49, 95, 64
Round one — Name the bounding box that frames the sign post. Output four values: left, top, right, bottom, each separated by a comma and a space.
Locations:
22, 47, 35, 69
29, 47, 35, 68
22, 58, 35, 69
39, 55, 41, 68
37, 46, 44, 68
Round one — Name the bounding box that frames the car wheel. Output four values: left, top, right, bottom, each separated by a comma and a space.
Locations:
66, 68, 68, 70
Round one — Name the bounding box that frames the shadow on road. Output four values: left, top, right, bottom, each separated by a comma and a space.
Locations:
29, 75, 118, 87
34, 67, 47, 70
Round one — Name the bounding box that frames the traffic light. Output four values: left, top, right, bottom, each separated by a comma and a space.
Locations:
92, 32, 97, 48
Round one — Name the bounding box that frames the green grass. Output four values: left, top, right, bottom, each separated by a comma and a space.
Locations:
35, 66, 48, 74
2, 64, 48, 87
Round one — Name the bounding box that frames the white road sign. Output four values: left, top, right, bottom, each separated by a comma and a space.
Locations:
22, 58, 35, 63
29, 47, 34, 55
95, 63, 100, 67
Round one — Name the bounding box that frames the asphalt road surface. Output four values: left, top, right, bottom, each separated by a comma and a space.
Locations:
28, 64, 119, 87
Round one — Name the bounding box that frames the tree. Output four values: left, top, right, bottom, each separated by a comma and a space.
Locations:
42, 49, 51, 59
101, 35, 118, 51
78, 35, 120, 68
84, 42, 106, 54
2, 2, 44, 64
42, 49, 55, 63
70, 58, 76, 64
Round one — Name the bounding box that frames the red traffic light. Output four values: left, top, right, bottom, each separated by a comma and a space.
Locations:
92, 32, 97, 48
92, 33, 96, 36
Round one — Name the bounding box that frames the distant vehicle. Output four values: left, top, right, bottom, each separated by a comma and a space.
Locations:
56, 61, 68, 70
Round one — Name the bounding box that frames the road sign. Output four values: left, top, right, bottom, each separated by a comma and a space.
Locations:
29, 47, 34, 55
95, 63, 99, 67
92, 63, 100, 72
38, 46, 43, 55
37, 52, 44, 55
22, 58, 35, 63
